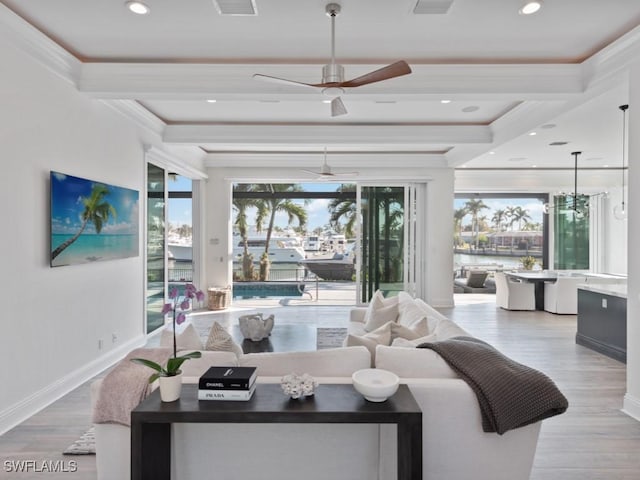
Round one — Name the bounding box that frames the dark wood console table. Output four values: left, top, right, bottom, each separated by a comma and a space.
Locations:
131, 383, 422, 480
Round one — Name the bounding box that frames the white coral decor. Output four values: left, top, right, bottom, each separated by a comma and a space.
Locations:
281, 373, 318, 399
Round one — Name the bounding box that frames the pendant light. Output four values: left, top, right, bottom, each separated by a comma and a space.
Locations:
613, 104, 629, 220
570, 151, 586, 219
543, 151, 587, 217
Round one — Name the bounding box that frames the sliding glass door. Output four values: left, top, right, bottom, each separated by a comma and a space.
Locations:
146, 164, 166, 333
357, 184, 425, 303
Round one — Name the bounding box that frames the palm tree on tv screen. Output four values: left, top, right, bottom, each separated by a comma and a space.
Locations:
51, 183, 117, 260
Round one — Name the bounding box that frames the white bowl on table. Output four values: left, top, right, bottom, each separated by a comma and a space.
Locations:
352, 368, 400, 402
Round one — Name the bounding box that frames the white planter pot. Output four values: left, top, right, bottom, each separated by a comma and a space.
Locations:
159, 372, 183, 402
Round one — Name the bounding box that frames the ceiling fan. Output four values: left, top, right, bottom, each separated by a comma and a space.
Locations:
301, 148, 358, 179
253, 3, 412, 117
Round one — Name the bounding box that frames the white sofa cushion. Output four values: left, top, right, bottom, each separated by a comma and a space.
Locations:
390, 317, 430, 340
375, 344, 459, 379
172, 350, 239, 380
363, 291, 399, 331
391, 333, 438, 347
397, 299, 427, 328
345, 322, 392, 365
160, 322, 202, 351
238, 346, 371, 377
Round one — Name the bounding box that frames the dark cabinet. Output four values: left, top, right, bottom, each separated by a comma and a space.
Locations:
576, 288, 626, 363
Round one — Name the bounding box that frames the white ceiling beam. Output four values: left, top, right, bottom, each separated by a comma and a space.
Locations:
163, 124, 491, 146
78, 63, 582, 100
203, 152, 448, 169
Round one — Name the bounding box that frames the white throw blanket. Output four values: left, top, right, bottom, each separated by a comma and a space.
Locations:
92, 347, 172, 427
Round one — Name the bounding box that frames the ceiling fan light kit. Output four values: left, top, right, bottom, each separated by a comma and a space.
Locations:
253, 2, 412, 117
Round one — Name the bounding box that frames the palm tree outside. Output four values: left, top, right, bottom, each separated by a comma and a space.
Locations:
463, 199, 489, 249
328, 184, 357, 237
253, 184, 308, 280
51, 183, 117, 260
232, 184, 267, 280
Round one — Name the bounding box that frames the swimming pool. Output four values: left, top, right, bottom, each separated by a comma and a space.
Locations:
232, 281, 305, 298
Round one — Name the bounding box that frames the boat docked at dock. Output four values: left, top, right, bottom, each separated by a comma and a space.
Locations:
233, 235, 306, 263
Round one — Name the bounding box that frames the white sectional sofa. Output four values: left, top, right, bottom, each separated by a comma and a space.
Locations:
92, 293, 546, 480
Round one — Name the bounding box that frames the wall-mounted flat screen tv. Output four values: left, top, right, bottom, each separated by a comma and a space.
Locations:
50, 171, 139, 267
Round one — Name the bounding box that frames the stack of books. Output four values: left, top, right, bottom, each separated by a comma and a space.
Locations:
198, 366, 257, 401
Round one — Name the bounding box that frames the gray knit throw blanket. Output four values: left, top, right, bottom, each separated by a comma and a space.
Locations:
418, 336, 568, 434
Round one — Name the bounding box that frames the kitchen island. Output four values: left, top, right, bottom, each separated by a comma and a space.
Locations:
576, 283, 627, 363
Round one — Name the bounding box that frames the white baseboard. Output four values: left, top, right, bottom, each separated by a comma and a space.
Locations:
622, 393, 640, 422
0, 335, 145, 435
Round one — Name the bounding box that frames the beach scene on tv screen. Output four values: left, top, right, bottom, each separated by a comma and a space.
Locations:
50, 171, 139, 267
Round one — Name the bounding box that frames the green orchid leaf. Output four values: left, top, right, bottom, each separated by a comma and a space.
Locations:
148, 373, 160, 384
130, 358, 163, 372
179, 351, 202, 360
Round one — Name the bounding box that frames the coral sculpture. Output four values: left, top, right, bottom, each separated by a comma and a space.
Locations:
238, 313, 275, 341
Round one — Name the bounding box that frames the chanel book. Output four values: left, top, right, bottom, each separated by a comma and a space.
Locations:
199, 366, 257, 390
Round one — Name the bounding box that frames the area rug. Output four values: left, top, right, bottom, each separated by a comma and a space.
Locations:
63, 427, 95, 455
316, 327, 348, 349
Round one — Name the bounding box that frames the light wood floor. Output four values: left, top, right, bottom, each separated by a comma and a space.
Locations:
1, 295, 639, 479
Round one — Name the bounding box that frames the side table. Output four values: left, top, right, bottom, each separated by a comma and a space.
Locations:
131, 383, 422, 480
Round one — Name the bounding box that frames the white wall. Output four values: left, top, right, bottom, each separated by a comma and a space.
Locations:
202, 166, 455, 308
0, 39, 147, 433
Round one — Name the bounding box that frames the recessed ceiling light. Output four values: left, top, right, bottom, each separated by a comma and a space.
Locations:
488, 151, 495, 155
603, 164, 609, 168
206, 99, 217, 103
462, 106, 479, 113
322, 100, 331, 104
532, 165, 538, 168
528, 132, 537, 136
125, 1, 150, 15
441, 100, 451, 104
540, 123, 556, 129
519, 1, 542, 15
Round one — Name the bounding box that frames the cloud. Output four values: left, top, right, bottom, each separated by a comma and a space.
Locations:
52, 172, 67, 181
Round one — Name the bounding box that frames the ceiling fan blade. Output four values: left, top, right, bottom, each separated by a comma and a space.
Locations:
339, 61, 412, 88
300, 169, 322, 176
252, 74, 318, 89
331, 96, 348, 117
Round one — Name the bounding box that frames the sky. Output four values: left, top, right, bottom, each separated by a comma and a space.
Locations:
51, 171, 139, 235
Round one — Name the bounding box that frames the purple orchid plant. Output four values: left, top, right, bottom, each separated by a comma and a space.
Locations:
131, 283, 205, 382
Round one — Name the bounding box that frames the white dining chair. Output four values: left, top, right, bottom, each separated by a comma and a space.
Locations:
494, 272, 536, 311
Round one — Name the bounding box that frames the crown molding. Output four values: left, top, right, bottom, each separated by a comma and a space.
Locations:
582, 24, 640, 89
0, 4, 81, 85
163, 124, 491, 146
101, 99, 166, 138
145, 145, 207, 180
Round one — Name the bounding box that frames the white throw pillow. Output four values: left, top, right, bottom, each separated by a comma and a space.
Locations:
345, 322, 392, 365
397, 300, 428, 329
363, 292, 399, 332
391, 332, 438, 348
389, 317, 430, 340
206, 322, 242, 356
160, 322, 202, 351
